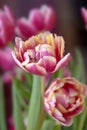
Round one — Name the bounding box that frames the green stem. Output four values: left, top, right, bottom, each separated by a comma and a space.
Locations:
27, 75, 42, 130
78, 110, 87, 130
38, 77, 45, 130
0, 77, 7, 130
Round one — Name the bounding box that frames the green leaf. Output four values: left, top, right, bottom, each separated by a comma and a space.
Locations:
0, 77, 7, 130
25, 72, 33, 88
41, 120, 54, 130
16, 89, 28, 110
12, 79, 25, 130
27, 75, 41, 130
78, 110, 87, 130
77, 99, 87, 130
15, 78, 30, 100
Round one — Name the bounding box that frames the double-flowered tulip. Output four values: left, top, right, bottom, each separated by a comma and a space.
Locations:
44, 77, 87, 126
12, 32, 71, 76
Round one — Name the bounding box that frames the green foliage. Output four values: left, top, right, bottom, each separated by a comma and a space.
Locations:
12, 79, 25, 130
41, 120, 54, 130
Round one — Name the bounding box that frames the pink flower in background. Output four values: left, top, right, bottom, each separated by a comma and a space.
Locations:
0, 47, 16, 71
81, 7, 87, 29
29, 8, 45, 31
0, 6, 15, 48
15, 17, 37, 40
15, 5, 56, 39
8, 117, 15, 130
40, 5, 56, 30
12, 32, 71, 76
44, 77, 87, 126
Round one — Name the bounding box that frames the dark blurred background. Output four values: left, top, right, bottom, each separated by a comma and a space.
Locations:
0, 0, 87, 68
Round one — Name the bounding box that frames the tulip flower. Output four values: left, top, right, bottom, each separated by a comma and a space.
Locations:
29, 9, 45, 31
44, 77, 87, 126
0, 47, 16, 71
0, 6, 15, 48
12, 32, 71, 76
15, 17, 37, 40
15, 5, 56, 39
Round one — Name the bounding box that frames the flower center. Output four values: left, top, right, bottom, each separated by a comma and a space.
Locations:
22, 49, 35, 66
35, 44, 55, 61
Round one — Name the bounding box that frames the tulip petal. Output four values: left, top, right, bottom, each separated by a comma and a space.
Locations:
52, 108, 73, 126
54, 53, 71, 72
38, 56, 56, 72
12, 51, 27, 72
25, 63, 47, 76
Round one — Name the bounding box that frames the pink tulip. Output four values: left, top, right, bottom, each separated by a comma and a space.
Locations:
0, 5, 15, 48
29, 9, 45, 31
44, 77, 87, 126
12, 32, 71, 76
0, 47, 16, 71
15, 17, 37, 39
15, 5, 56, 39
81, 7, 87, 29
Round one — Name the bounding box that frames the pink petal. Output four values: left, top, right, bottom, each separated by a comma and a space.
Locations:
38, 56, 56, 72
29, 9, 45, 30
12, 51, 27, 72
25, 63, 47, 76
81, 7, 87, 24
15, 18, 36, 39
65, 105, 84, 118
52, 110, 73, 126
54, 53, 71, 72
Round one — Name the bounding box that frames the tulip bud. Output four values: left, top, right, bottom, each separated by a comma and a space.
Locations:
44, 77, 87, 126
